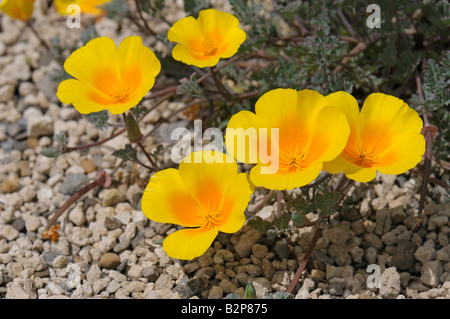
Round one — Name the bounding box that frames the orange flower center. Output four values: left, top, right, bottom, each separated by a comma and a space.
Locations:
343, 144, 380, 168
109, 85, 132, 104
279, 147, 310, 172
201, 38, 218, 56
202, 212, 221, 230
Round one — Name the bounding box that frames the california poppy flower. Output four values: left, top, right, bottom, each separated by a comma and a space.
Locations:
141, 151, 254, 260
0, 0, 35, 21
225, 88, 350, 190
323, 92, 425, 182
167, 8, 246, 68
57, 36, 161, 115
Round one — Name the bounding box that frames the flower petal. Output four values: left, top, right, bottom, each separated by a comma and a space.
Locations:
197, 9, 240, 36
56, 79, 109, 114
325, 91, 361, 148
218, 173, 254, 233
225, 110, 264, 164
178, 151, 238, 213
163, 227, 218, 260
360, 93, 423, 149
375, 133, 425, 175
250, 161, 323, 190
305, 106, 350, 163
167, 16, 203, 52
255, 89, 326, 150
141, 168, 204, 227
172, 44, 220, 68
63, 37, 119, 92
0, 0, 35, 21
216, 27, 246, 58
322, 155, 377, 182
197, 9, 245, 58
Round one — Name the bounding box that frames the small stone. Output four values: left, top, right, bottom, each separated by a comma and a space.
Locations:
0, 225, 19, 241
127, 264, 143, 279
174, 277, 206, 298
375, 208, 391, 235
126, 184, 143, 209
68, 203, 86, 226
273, 241, 290, 259
362, 233, 383, 250
219, 279, 238, 294
414, 240, 436, 262
323, 226, 351, 244
113, 239, 130, 253
252, 244, 268, 259
23, 215, 41, 232
213, 249, 235, 263
42, 251, 60, 266
59, 174, 90, 195
328, 243, 351, 266
379, 267, 401, 299
428, 215, 449, 230
17, 160, 31, 177
261, 258, 276, 280
311, 269, 325, 280
208, 286, 224, 299
99, 252, 121, 269
339, 206, 360, 221
392, 240, 417, 271
142, 266, 159, 282
102, 188, 127, 207
104, 217, 123, 230
1, 175, 20, 193
80, 158, 97, 173
372, 197, 388, 211
27, 115, 53, 138
420, 260, 443, 287
234, 229, 262, 258
390, 202, 407, 224
328, 278, 345, 296
154, 274, 174, 290
52, 255, 68, 268
183, 262, 200, 275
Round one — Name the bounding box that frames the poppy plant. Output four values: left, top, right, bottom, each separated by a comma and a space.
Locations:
225, 88, 350, 190
57, 36, 161, 115
167, 8, 246, 68
0, 0, 35, 22
141, 151, 254, 260
322, 92, 426, 182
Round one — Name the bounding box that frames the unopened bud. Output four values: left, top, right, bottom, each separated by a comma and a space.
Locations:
125, 113, 142, 143
244, 282, 257, 299
292, 211, 307, 227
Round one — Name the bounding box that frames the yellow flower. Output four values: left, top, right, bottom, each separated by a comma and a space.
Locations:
54, 0, 111, 16
141, 151, 254, 260
57, 36, 161, 115
0, 0, 35, 22
323, 92, 425, 182
225, 89, 350, 190
167, 8, 246, 68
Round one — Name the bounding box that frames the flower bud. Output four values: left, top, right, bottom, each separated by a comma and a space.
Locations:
125, 113, 142, 143
244, 282, 257, 299
292, 211, 307, 227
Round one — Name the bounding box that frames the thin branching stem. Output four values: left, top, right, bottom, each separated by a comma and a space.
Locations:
26, 20, 51, 51
134, 0, 157, 36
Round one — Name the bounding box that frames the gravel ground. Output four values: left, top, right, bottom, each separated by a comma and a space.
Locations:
1, 1, 450, 300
